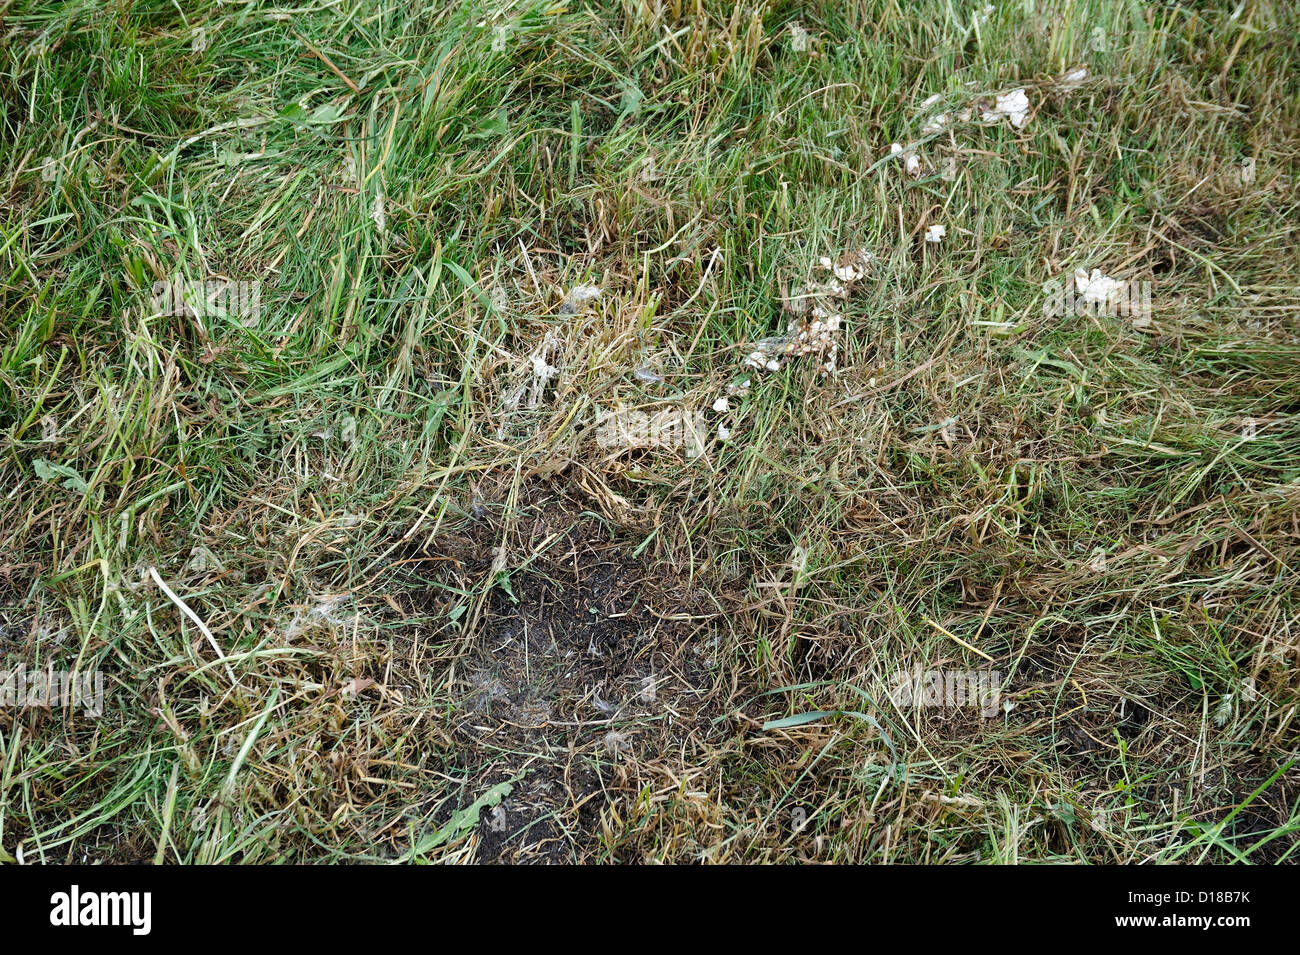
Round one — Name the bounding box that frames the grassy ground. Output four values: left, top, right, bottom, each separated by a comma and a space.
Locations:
2, 0, 1298, 863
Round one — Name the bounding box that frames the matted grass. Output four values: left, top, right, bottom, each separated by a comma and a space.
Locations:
1, 0, 1298, 863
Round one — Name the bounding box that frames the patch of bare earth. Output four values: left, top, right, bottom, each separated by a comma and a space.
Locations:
403, 491, 727, 863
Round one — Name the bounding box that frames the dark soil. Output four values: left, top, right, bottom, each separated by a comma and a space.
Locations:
405, 490, 725, 863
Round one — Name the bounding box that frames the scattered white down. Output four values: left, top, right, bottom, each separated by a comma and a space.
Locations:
890, 142, 922, 177
1073, 267, 1125, 306
1059, 66, 1088, 89
504, 331, 562, 414
981, 88, 1030, 128
921, 113, 948, 136
559, 284, 602, 314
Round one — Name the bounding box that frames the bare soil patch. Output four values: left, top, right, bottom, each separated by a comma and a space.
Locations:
403, 491, 728, 862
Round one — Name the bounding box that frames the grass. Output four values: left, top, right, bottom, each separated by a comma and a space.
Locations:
1, 0, 1298, 863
